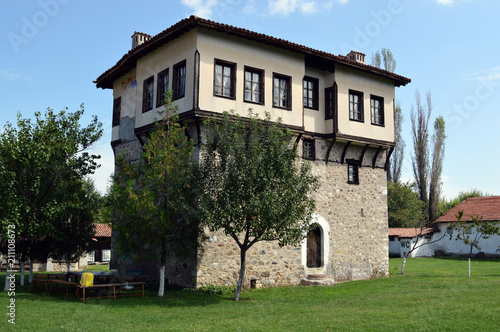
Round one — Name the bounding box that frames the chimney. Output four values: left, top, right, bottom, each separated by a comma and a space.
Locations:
347, 51, 366, 64
131, 31, 151, 49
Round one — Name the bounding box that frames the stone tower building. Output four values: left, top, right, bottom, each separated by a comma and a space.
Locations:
95, 16, 410, 288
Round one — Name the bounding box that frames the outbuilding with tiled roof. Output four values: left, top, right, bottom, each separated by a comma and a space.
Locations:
431, 196, 500, 257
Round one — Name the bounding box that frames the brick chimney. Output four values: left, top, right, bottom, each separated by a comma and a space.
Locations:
347, 51, 366, 64
131, 31, 151, 49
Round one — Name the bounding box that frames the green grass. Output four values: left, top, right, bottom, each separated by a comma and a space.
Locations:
1, 258, 499, 331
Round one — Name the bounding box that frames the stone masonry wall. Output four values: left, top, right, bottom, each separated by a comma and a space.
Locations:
111, 130, 389, 289
195, 138, 389, 288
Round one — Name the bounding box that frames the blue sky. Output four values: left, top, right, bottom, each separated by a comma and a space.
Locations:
1, 0, 499, 200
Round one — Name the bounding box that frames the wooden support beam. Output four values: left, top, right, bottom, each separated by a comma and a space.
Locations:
372, 146, 382, 168
341, 141, 351, 165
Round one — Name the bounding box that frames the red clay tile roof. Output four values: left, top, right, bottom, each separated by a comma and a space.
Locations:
95, 15, 411, 89
388, 227, 438, 238
94, 223, 111, 237
433, 196, 500, 224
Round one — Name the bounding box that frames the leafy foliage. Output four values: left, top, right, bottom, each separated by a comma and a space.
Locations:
0, 106, 102, 274
438, 189, 488, 218
110, 91, 201, 296
387, 181, 426, 228
198, 110, 318, 301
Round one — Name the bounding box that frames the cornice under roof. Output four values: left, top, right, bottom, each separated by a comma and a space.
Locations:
94, 15, 411, 89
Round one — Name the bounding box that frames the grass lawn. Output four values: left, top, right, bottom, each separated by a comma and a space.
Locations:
1, 257, 499, 331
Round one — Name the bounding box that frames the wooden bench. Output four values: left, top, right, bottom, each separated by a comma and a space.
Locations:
29, 274, 51, 294
76, 282, 145, 303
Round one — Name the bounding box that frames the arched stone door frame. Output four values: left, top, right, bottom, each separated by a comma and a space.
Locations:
301, 214, 330, 273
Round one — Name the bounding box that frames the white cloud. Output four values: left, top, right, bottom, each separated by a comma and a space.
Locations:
301, 1, 319, 15
268, 0, 334, 16
181, 0, 218, 18
435, 0, 453, 4
0, 68, 33, 83
337, 0, 349, 4
268, 0, 299, 16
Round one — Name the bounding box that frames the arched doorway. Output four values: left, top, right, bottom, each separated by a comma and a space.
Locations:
307, 225, 322, 268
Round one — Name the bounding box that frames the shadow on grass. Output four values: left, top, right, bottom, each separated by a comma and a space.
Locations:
0, 274, 231, 309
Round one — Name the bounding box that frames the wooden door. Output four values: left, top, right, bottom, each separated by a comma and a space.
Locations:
307, 226, 322, 268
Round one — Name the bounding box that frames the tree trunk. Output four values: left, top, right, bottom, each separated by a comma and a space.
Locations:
20, 261, 25, 286
468, 257, 471, 278
4, 271, 14, 292
158, 264, 166, 297
28, 260, 33, 283
400, 253, 407, 274
233, 248, 247, 301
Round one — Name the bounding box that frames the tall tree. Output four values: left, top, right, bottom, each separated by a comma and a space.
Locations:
371, 48, 396, 72
198, 110, 318, 301
428, 116, 446, 222
388, 100, 405, 183
110, 92, 201, 297
411, 91, 432, 211
0, 106, 102, 289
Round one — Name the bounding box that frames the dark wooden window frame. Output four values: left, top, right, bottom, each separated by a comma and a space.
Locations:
112, 97, 121, 127
173, 60, 186, 100
156, 68, 169, 107
325, 86, 334, 120
303, 138, 315, 160
349, 89, 364, 122
214, 59, 236, 99
244, 66, 264, 105
303, 76, 319, 110
273, 73, 292, 110
370, 94, 385, 126
347, 159, 360, 185
142, 76, 154, 113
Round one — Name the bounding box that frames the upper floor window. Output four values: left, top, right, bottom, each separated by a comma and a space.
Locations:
156, 68, 169, 107
303, 139, 315, 160
273, 74, 291, 110
303, 76, 318, 110
370, 95, 384, 126
349, 90, 364, 122
325, 87, 334, 120
347, 160, 359, 184
173, 60, 186, 100
112, 97, 121, 127
214, 60, 236, 98
142, 76, 154, 113
244, 67, 264, 104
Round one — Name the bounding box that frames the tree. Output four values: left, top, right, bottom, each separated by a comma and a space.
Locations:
371, 48, 396, 72
450, 211, 500, 277
387, 181, 425, 228
387, 101, 405, 183
110, 92, 201, 297
48, 179, 97, 275
428, 116, 446, 222
387, 181, 446, 274
438, 189, 488, 219
198, 110, 318, 301
411, 90, 432, 207
0, 106, 102, 290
